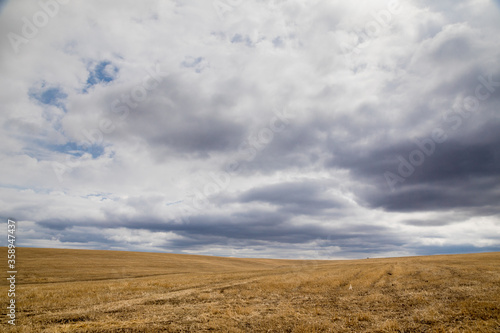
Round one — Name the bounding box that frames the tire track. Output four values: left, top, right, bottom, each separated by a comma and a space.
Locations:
33, 269, 289, 321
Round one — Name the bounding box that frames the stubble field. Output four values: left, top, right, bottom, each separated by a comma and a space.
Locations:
1, 248, 499, 332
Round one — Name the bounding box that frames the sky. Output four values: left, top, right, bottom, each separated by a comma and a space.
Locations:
0, 0, 499, 259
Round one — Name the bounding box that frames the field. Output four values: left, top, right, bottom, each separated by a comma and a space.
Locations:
1, 248, 499, 332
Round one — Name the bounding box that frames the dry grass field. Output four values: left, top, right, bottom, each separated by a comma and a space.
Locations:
1, 248, 499, 332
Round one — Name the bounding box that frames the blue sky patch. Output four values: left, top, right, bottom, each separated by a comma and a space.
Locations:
231, 34, 253, 47
48, 141, 105, 159
82, 193, 111, 201
272, 37, 284, 48
181, 56, 208, 73
181, 57, 202, 68
29, 83, 67, 109
84, 60, 119, 92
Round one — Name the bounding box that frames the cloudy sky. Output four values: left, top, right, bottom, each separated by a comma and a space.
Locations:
1, 0, 499, 259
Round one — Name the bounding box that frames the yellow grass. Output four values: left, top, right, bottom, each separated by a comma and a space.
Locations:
1, 248, 499, 332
